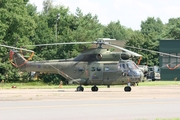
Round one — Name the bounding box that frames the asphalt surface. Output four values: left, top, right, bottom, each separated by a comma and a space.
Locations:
0, 85, 180, 120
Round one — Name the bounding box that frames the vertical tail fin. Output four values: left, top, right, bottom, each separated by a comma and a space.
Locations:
0, 44, 34, 67
10, 50, 28, 67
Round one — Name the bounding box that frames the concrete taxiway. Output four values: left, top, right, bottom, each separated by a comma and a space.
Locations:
0, 85, 180, 120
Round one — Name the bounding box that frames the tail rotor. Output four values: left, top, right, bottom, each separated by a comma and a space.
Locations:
0, 39, 34, 67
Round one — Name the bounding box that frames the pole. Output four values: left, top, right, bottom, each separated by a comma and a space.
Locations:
56, 13, 60, 41
56, 20, 57, 41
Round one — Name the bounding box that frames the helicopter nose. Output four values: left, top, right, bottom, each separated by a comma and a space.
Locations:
128, 70, 140, 76
134, 70, 140, 76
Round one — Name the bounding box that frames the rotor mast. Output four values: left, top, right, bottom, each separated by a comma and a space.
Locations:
95, 38, 116, 48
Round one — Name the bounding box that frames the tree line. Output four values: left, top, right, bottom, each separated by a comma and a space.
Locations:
0, 0, 180, 84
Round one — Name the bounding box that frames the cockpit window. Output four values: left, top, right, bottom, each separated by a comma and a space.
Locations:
121, 64, 126, 69
127, 61, 138, 70
78, 68, 84, 71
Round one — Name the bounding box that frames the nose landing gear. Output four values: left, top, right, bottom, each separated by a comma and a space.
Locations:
124, 86, 131, 92
124, 81, 131, 92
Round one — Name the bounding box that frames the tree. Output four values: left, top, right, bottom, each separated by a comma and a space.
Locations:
31, 6, 103, 60
43, 0, 53, 14
126, 30, 159, 66
103, 21, 128, 40
165, 18, 180, 39
0, 0, 36, 46
0, 0, 36, 82
26, 2, 37, 16
141, 17, 164, 40
129, 17, 165, 66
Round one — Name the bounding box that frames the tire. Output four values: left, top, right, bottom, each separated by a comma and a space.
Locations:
124, 86, 131, 92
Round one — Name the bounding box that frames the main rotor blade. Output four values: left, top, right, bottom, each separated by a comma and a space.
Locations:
107, 44, 142, 57
0, 44, 34, 52
124, 45, 180, 58
25, 42, 92, 47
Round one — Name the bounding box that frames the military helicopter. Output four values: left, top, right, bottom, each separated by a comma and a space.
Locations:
0, 38, 143, 92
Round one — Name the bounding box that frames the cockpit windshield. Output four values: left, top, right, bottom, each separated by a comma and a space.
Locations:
127, 61, 139, 70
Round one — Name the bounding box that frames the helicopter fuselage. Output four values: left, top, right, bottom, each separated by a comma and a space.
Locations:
19, 60, 141, 86
11, 47, 142, 92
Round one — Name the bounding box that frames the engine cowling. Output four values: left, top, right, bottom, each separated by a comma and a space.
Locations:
121, 52, 131, 60
96, 54, 103, 60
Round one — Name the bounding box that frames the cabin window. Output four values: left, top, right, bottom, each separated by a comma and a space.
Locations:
91, 67, 95, 71
121, 64, 126, 69
105, 67, 109, 71
97, 67, 101, 71
78, 68, 84, 71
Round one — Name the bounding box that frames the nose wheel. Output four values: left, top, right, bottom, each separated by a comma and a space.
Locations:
124, 86, 131, 92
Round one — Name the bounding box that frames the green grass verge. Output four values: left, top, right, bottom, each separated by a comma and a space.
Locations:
139, 80, 180, 86
156, 118, 180, 120
0, 80, 180, 89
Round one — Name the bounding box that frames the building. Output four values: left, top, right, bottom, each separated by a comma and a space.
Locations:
159, 40, 180, 80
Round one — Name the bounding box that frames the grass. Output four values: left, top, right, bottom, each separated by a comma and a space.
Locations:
156, 118, 180, 120
139, 80, 180, 86
0, 80, 180, 89
0, 82, 58, 89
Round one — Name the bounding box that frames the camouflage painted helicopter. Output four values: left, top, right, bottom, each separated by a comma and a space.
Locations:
0, 38, 143, 92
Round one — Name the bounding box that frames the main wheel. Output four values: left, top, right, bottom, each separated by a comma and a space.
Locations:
76, 86, 84, 92
91, 86, 98, 92
124, 86, 131, 92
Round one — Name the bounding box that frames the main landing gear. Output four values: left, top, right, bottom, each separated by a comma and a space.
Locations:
76, 85, 99, 92
91, 85, 98, 92
76, 85, 131, 92
76, 85, 84, 92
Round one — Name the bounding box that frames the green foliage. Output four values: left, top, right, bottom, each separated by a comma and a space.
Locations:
0, 0, 36, 82
0, 62, 20, 82
139, 17, 165, 65
43, 0, 53, 14
126, 17, 165, 66
38, 73, 65, 85
126, 34, 159, 66
165, 18, 180, 39
0, 0, 36, 46
103, 21, 129, 40
141, 17, 164, 40
26, 3, 37, 16
31, 6, 103, 60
